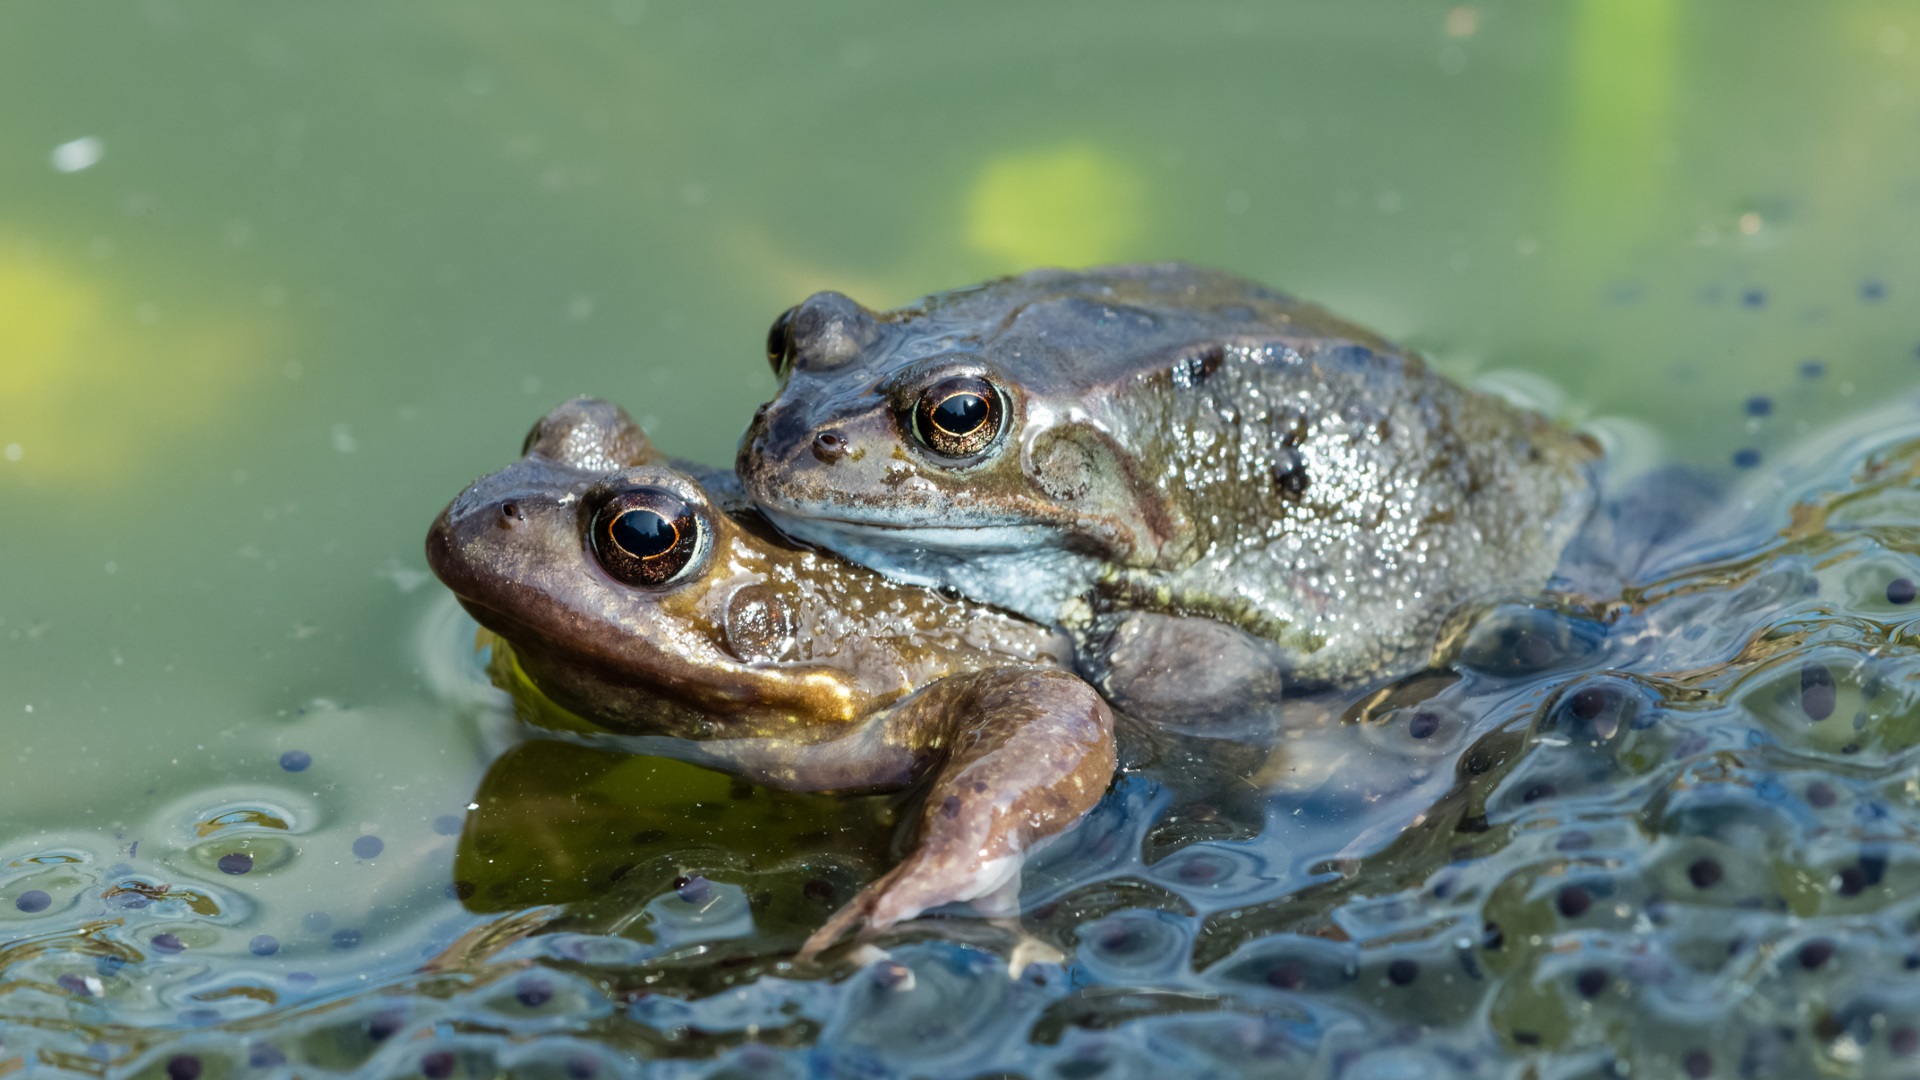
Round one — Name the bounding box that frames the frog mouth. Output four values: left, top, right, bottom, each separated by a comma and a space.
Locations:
437, 588, 568, 657
758, 507, 1091, 624
761, 506, 1045, 555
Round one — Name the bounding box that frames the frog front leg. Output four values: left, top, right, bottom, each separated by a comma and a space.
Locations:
662, 667, 1112, 957
759, 668, 1116, 959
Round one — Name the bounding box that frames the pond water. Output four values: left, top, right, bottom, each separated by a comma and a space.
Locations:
6, 2, 1920, 1076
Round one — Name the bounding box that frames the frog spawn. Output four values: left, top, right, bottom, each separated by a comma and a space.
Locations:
1175, 432, 1920, 1076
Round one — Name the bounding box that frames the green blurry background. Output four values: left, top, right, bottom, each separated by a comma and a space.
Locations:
4, 0, 1919, 865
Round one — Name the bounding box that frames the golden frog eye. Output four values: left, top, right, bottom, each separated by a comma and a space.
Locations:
766, 306, 797, 376
910, 375, 1006, 459
590, 487, 705, 588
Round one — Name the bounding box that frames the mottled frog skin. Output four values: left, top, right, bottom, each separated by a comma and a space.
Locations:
426, 398, 1115, 957
738, 263, 1600, 710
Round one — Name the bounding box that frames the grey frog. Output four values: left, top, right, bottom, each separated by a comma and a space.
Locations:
737, 263, 1599, 720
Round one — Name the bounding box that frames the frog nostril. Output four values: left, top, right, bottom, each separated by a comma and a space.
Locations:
812, 431, 848, 463
500, 502, 524, 524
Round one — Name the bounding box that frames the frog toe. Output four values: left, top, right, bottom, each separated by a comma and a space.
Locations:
797, 850, 1024, 961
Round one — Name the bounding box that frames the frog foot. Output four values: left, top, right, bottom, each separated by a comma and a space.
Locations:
797, 848, 1023, 962
991, 916, 1066, 979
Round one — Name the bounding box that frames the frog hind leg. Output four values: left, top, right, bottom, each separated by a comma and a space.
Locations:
798, 667, 1116, 961
1082, 611, 1289, 737
1555, 464, 1724, 593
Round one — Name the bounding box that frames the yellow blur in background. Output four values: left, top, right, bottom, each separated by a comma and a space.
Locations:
965, 143, 1145, 270
0, 240, 263, 482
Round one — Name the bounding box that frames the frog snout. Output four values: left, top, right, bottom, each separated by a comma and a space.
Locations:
423, 505, 467, 590
812, 430, 849, 463
425, 481, 555, 602
443, 483, 524, 534
427, 467, 559, 571
767, 402, 817, 450
738, 398, 823, 474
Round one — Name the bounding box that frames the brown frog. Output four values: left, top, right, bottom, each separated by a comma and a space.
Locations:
737, 263, 1601, 718
425, 398, 1115, 958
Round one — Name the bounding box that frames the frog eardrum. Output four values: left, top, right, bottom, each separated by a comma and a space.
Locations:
590, 486, 705, 587
908, 374, 1007, 460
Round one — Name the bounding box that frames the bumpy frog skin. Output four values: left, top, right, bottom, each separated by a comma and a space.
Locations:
738, 263, 1600, 702
426, 398, 1115, 957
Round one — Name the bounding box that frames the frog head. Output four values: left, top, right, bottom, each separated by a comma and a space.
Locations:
427, 398, 888, 737
735, 264, 1343, 613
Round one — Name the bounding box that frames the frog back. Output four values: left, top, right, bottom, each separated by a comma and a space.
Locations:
1083, 333, 1598, 687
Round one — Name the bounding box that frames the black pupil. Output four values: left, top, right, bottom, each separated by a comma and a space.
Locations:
611, 508, 677, 559
932, 391, 989, 436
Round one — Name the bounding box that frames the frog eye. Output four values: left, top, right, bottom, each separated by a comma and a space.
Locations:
589, 487, 706, 588
910, 375, 1007, 460
766, 307, 797, 376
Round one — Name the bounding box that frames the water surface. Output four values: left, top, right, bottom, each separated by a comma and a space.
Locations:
6, 3, 1920, 1076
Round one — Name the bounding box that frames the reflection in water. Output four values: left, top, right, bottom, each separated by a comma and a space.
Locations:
453, 738, 892, 928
